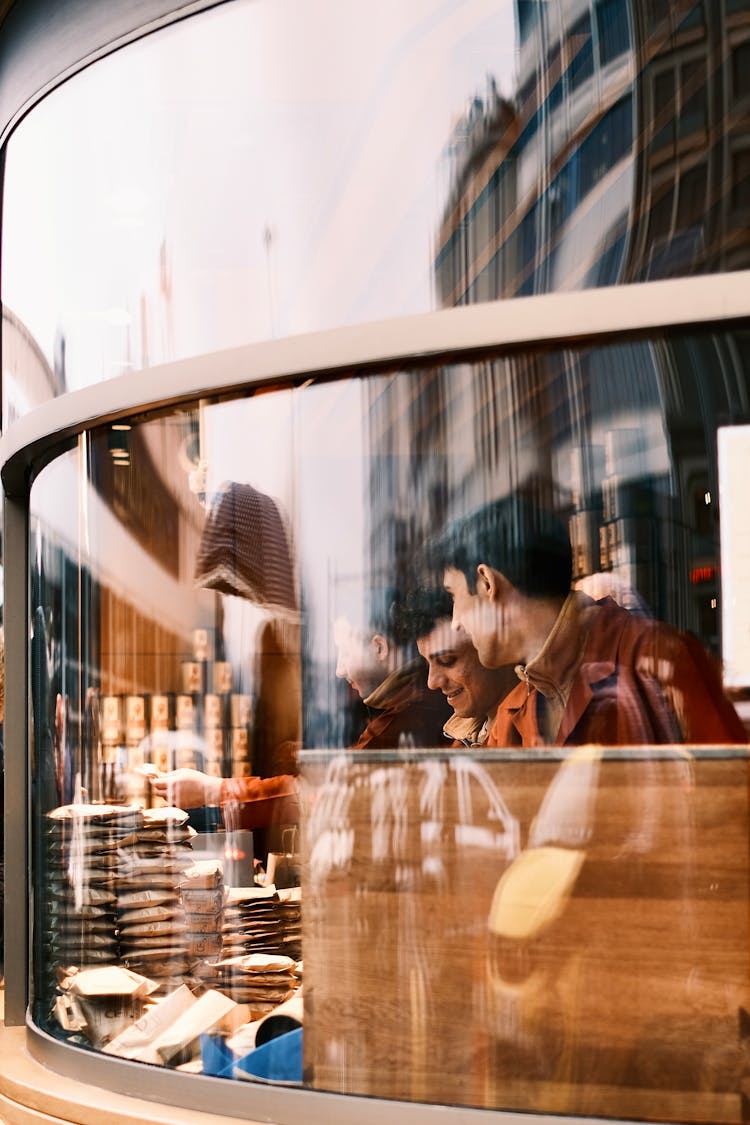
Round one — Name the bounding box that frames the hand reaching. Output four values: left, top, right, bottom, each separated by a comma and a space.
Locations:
149, 767, 222, 809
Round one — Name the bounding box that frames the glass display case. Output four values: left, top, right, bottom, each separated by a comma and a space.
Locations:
2, 1, 750, 1123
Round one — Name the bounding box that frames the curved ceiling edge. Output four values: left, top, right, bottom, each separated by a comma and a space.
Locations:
3, 273, 750, 498
0, 0, 229, 150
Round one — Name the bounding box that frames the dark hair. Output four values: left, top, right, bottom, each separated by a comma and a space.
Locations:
362, 585, 401, 638
389, 585, 454, 646
428, 494, 572, 600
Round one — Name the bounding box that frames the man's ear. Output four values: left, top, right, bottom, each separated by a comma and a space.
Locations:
371, 633, 390, 664
476, 564, 509, 603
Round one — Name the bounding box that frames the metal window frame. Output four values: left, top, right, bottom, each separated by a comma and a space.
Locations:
2, 272, 750, 1122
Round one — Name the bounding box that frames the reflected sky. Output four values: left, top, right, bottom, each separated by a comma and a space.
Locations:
2, 0, 517, 393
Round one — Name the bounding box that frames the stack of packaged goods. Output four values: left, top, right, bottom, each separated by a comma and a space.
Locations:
178, 859, 226, 964
148, 693, 174, 774
216, 885, 301, 961
203, 691, 227, 779
229, 693, 253, 779
124, 694, 148, 804
43, 804, 144, 1000
207, 952, 300, 1017
276, 887, 302, 960
115, 806, 196, 990
174, 693, 199, 770
52, 964, 160, 1050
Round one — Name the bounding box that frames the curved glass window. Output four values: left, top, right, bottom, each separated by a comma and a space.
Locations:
4, 0, 750, 425
29, 322, 750, 1121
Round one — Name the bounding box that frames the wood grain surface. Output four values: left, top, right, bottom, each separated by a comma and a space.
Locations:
299, 750, 750, 1122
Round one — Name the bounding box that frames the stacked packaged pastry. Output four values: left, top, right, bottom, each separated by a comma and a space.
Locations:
115, 806, 200, 990
219, 885, 301, 961
207, 952, 300, 1017
179, 859, 225, 962
277, 888, 302, 960
195, 885, 302, 1017
44, 804, 144, 994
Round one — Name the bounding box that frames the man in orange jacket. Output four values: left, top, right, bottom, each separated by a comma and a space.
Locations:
435, 495, 746, 747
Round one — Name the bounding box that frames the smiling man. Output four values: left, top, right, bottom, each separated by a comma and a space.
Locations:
390, 585, 515, 747
434, 493, 746, 748
415, 616, 516, 747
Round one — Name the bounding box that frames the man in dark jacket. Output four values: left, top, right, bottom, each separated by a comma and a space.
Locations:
334, 594, 450, 750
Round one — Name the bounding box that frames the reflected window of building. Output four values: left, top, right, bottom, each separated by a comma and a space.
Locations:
678, 57, 708, 141
578, 95, 633, 197
547, 42, 564, 111
732, 40, 750, 104
567, 11, 595, 91
653, 69, 677, 155
517, 0, 542, 43
731, 148, 750, 212
595, 0, 631, 66
676, 1, 707, 37
675, 161, 708, 230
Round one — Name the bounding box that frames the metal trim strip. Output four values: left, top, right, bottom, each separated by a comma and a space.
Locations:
3, 272, 750, 496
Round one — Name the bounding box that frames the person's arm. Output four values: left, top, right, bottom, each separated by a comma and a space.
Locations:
219, 772, 299, 831
670, 630, 747, 743
149, 767, 221, 808
633, 624, 747, 745
149, 768, 299, 830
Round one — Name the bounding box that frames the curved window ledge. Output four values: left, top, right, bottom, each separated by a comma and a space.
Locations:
0, 1004, 258, 1125
13, 1006, 560, 1125
3, 273, 750, 497
4, 1012, 738, 1125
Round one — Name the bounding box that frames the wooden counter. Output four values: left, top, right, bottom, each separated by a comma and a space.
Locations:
300, 748, 750, 1122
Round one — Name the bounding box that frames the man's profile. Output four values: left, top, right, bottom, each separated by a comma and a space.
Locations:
433, 494, 746, 747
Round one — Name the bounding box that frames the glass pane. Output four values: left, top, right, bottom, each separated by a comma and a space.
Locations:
679, 58, 708, 138
595, 0, 631, 65
5, 0, 750, 424
1, 0, 520, 419
567, 12, 595, 90
29, 323, 750, 1119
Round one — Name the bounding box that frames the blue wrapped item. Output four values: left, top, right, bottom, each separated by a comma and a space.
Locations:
200, 1032, 236, 1077
233, 1027, 303, 1084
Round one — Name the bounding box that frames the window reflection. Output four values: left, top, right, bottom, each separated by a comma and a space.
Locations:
1, 0, 518, 418
4, 0, 750, 421
27, 324, 750, 1114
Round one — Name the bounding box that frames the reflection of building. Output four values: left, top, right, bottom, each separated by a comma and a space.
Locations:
435, 0, 750, 302
631, 0, 750, 281
435, 82, 519, 307
426, 0, 750, 644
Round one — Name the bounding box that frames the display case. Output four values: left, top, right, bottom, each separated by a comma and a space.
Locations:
2, 1, 750, 1123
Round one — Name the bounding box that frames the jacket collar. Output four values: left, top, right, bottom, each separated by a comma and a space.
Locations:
363, 659, 423, 712
501, 593, 626, 743
443, 712, 490, 747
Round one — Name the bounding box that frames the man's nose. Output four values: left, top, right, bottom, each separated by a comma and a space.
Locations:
427, 665, 445, 691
